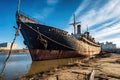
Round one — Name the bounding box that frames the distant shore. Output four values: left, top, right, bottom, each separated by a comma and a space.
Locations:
20, 53, 120, 80
0, 49, 29, 53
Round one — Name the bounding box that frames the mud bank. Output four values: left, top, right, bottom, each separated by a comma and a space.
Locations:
20, 53, 120, 80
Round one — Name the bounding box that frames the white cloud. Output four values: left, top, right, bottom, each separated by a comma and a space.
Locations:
92, 18, 120, 32
42, 7, 54, 18
92, 22, 120, 47
93, 23, 120, 39
75, 0, 88, 16
33, 0, 58, 20
68, 0, 120, 31
69, 0, 89, 22
66, 0, 120, 47
79, 0, 120, 30
47, 0, 59, 5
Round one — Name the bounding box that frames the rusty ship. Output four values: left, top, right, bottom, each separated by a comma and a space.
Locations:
16, 1, 101, 61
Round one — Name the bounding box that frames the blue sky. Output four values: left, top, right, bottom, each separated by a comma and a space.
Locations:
0, 0, 120, 48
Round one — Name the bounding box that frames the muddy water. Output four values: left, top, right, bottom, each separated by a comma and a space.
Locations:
0, 53, 81, 80
27, 57, 80, 76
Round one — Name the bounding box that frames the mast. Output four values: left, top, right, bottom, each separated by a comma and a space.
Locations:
70, 14, 80, 35
86, 25, 89, 37
17, 0, 20, 13
86, 25, 88, 32
73, 14, 76, 35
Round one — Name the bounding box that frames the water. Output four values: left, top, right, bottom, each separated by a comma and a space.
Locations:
0, 53, 32, 80
0, 53, 80, 80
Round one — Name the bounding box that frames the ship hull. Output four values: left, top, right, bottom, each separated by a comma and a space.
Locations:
29, 50, 81, 61
16, 13, 101, 61
29, 50, 99, 61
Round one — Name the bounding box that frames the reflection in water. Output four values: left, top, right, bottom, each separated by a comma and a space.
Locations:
0, 53, 81, 80
3, 61, 31, 80
0, 53, 32, 80
27, 57, 80, 75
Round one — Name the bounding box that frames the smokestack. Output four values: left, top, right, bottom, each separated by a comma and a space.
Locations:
77, 25, 81, 35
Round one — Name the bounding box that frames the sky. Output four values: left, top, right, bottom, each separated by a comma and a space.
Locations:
0, 0, 120, 48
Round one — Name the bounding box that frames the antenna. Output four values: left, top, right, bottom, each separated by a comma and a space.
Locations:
86, 25, 88, 32
70, 14, 80, 35
17, 0, 20, 13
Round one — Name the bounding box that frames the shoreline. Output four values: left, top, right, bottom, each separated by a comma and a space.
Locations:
20, 53, 120, 80
0, 49, 29, 53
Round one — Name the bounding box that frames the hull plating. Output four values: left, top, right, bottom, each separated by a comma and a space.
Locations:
16, 13, 101, 61
29, 50, 92, 61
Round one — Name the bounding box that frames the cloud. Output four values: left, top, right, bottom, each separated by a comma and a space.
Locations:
68, 0, 120, 30
33, 0, 59, 21
69, 0, 89, 23
47, 0, 59, 5
94, 22, 120, 47
91, 17, 120, 32
78, 0, 120, 30
93, 23, 120, 39
33, 7, 54, 20
66, 0, 120, 47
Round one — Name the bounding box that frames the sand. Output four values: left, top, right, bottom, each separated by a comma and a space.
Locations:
20, 53, 120, 80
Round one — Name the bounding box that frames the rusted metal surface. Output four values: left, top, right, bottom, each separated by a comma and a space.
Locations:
29, 50, 100, 61
16, 11, 101, 61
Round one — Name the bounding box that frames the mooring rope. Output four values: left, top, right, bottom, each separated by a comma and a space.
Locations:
0, 25, 21, 78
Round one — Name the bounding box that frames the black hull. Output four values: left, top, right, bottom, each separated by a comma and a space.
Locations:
16, 12, 101, 61
18, 22, 80, 50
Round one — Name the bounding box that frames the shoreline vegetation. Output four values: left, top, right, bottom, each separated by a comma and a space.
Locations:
20, 53, 120, 80
0, 49, 29, 53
